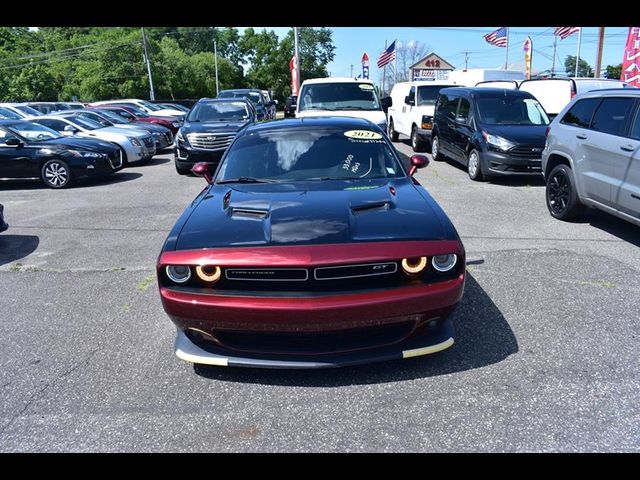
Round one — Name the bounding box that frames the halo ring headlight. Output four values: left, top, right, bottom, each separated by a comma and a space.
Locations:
401, 257, 428, 275
432, 254, 457, 272
166, 265, 191, 283
195, 265, 222, 283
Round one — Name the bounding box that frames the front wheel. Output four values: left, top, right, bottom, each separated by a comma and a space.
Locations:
41, 159, 73, 189
467, 149, 484, 181
388, 118, 399, 142
431, 135, 444, 161
546, 164, 584, 221
411, 126, 425, 152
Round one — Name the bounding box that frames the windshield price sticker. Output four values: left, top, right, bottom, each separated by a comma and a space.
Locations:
344, 130, 382, 140
358, 84, 374, 90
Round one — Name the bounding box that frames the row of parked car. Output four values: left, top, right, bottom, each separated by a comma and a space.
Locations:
0, 98, 189, 188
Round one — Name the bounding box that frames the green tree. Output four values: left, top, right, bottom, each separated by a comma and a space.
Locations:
605, 63, 622, 80
564, 55, 593, 77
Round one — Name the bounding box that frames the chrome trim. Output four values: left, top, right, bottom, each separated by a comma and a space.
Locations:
225, 268, 309, 281
314, 262, 398, 280
186, 132, 236, 151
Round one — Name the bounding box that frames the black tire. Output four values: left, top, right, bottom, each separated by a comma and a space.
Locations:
41, 159, 73, 189
467, 149, 484, 181
546, 164, 585, 221
431, 135, 445, 161
411, 126, 426, 152
176, 164, 191, 175
388, 118, 399, 142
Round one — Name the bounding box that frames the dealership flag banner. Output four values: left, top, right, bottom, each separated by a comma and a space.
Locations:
362, 52, 369, 79
622, 27, 640, 87
289, 56, 299, 96
523, 36, 532, 80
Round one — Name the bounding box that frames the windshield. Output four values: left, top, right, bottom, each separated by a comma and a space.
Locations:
476, 96, 550, 125
139, 101, 162, 111
8, 122, 61, 141
417, 86, 450, 106
15, 105, 42, 116
79, 112, 113, 127
118, 105, 148, 118
67, 116, 104, 130
95, 109, 127, 124
187, 102, 249, 122
0, 107, 23, 120
217, 127, 403, 182
299, 82, 381, 112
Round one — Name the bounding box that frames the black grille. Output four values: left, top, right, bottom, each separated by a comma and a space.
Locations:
508, 145, 544, 159
314, 262, 397, 280
143, 136, 154, 147
225, 268, 308, 281
207, 321, 416, 355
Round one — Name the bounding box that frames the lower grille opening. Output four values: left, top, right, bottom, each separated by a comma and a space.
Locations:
190, 321, 418, 356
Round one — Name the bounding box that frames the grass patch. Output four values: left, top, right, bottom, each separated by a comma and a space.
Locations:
137, 274, 156, 292
9, 262, 23, 272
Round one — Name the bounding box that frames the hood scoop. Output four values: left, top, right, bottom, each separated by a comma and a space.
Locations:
351, 201, 391, 215
230, 207, 269, 219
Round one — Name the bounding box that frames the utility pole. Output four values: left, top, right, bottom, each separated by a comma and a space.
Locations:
463, 51, 469, 70
350, 64, 354, 77
141, 27, 155, 100
213, 38, 219, 96
294, 27, 301, 87
595, 27, 605, 78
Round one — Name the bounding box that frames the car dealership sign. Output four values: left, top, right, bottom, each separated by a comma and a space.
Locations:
622, 27, 640, 87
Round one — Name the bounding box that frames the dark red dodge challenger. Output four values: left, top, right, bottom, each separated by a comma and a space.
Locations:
157, 116, 465, 368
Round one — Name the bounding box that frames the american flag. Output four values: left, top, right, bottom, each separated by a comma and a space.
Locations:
555, 27, 580, 39
377, 40, 396, 68
484, 27, 508, 47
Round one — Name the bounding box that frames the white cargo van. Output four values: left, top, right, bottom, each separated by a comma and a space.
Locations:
386, 80, 458, 152
296, 77, 387, 131
518, 77, 629, 119
448, 69, 525, 87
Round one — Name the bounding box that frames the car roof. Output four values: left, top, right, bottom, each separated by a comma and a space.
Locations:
197, 97, 251, 103
243, 116, 379, 134
219, 89, 262, 93
301, 77, 374, 85
0, 119, 28, 127
574, 87, 640, 98
439, 87, 534, 98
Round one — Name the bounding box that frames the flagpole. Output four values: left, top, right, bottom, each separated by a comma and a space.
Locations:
394, 39, 398, 83
574, 28, 583, 77
552, 34, 557, 76
382, 39, 387, 95
504, 27, 509, 70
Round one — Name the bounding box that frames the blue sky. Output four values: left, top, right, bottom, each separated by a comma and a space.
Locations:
257, 27, 630, 79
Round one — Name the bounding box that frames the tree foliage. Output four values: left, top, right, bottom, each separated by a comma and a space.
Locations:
605, 63, 622, 80
564, 55, 594, 78
0, 27, 334, 104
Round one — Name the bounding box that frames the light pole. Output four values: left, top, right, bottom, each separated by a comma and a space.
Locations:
141, 27, 155, 100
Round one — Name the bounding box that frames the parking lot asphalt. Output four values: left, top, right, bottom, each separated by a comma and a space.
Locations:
0, 140, 638, 452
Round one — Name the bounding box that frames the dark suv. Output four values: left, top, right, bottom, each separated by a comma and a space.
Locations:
284, 95, 297, 118
174, 98, 256, 175
217, 89, 273, 121
431, 88, 550, 181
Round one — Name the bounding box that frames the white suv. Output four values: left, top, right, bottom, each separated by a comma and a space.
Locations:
542, 88, 640, 227
296, 78, 387, 132
386, 80, 457, 152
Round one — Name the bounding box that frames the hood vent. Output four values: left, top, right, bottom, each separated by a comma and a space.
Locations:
231, 208, 269, 219
351, 201, 390, 215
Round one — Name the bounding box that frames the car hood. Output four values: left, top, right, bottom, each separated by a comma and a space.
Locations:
296, 109, 386, 125
131, 121, 169, 133
481, 124, 548, 145
38, 136, 119, 152
151, 108, 185, 118
182, 120, 250, 134
175, 177, 449, 250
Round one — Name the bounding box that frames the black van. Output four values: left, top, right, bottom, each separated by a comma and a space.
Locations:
431, 88, 550, 181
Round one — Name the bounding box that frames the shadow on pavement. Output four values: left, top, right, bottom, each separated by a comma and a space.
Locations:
0, 172, 143, 190
586, 209, 640, 247
131, 156, 171, 167
0, 234, 39, 266
194, 272, 518, 386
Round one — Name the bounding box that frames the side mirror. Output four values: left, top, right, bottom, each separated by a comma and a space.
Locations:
191, 162, 213, 184
409, 154, 429, 176
455, 116, 467, 125
63, 125, 78, 135
381, 96, 392, 113
404, 95, 415, 106
5, 137, 22, 147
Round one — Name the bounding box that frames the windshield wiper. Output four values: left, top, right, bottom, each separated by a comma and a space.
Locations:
216, 177, 279, 184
